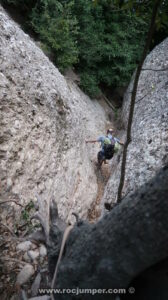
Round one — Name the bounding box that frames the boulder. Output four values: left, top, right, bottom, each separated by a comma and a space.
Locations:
16, 264, 34, 285
16, 241, 33, 252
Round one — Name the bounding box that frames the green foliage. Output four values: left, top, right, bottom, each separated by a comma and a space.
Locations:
80, 72, 101, 97
21, 200, 34, 221
31, 0, 79, 70
74, 0, 147, 96
12, 200, 36, 234
2, 0, 168, 98
12, 200, 40, 234
114, 108, 119, 120
2, 0, 38, 15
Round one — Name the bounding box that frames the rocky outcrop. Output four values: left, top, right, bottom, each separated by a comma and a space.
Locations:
0, 6, 108, 224
102, 38, 168, 208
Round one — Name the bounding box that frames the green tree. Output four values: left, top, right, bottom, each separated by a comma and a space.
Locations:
1, 0, 167, 99
72, 0, 105, 96
73, 0, 147, 96
1, 0, 38, 19
31, 0, 79, 70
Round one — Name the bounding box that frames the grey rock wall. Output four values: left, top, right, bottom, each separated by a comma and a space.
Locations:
0, 6, 108, 224
102, 38, 168, 208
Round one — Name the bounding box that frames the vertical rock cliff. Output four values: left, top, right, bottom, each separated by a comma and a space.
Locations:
102, 38, 168, 209
0, 5, 109, 224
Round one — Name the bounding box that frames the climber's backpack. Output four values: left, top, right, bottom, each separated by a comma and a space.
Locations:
103, 137, 115, 159
114, 141, 121, 153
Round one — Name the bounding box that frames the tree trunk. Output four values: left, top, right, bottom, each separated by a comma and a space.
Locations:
48, 166, 168, 299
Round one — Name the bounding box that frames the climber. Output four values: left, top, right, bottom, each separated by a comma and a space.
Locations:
86, 128, 124, 167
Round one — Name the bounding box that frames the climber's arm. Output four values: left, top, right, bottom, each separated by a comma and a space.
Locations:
85, 140, 98, 144
86, 136, 104, 144
115, 137, 124, 146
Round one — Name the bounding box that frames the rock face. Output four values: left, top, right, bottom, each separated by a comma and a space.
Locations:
0, 6, 108, 224
102, 38, 168, 208
1, 4, 167, 226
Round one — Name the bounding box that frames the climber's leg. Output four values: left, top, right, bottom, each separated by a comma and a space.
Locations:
97, 151, 105, 167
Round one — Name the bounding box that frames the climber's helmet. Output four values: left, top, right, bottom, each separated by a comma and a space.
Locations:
107, 128, 114, 135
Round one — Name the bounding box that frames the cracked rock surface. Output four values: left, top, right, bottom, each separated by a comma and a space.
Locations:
102, 38, 168, 209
